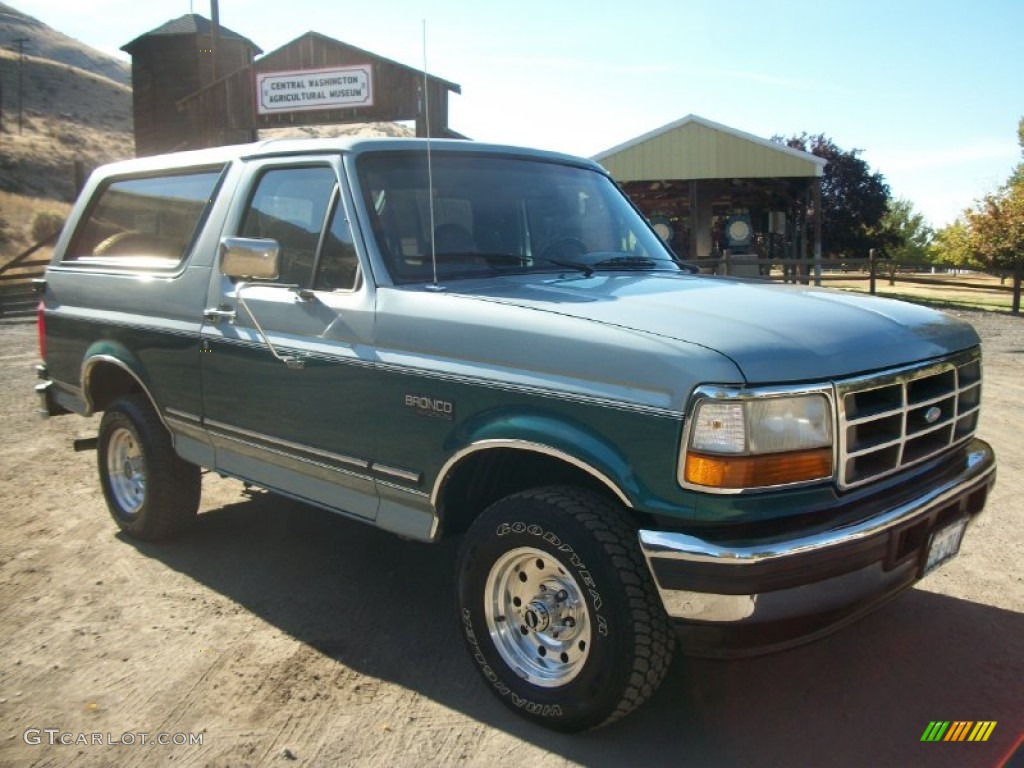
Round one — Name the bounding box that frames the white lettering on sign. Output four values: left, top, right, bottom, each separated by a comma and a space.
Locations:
256, 66, 373, 115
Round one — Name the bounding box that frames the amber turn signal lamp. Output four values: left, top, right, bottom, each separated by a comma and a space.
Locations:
684, 448, 833, 489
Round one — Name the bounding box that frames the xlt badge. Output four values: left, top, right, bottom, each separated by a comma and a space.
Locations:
404, 394, 455, 421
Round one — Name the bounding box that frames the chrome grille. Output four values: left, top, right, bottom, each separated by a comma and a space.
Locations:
836, 349, 981, 489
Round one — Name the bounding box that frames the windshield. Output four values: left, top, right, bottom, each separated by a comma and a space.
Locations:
357, 151, 682, 283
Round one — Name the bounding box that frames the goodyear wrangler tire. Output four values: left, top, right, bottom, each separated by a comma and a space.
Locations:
456, 486, 674, 731
97, 394, 201, 541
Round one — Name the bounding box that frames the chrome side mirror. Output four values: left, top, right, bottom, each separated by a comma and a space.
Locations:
219, 237, 280, 280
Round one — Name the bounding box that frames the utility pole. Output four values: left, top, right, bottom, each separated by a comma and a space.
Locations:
210, 0, 220, 83
12, 37, 29, 135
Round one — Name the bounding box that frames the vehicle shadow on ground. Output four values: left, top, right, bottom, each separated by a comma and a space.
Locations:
133, 491, 1023, 768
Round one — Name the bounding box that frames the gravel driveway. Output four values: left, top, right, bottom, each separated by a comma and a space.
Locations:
0, 310, 1020, 767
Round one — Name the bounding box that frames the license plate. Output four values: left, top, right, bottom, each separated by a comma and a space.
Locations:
923, 518, 967, 575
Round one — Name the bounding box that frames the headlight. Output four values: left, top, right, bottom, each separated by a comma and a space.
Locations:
682, 392, 833, 490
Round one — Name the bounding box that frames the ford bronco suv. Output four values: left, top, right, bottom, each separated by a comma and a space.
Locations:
35, 138, 996, 731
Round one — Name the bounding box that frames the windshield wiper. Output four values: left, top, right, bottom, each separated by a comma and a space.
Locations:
592, 256, 658, 270
541, 258, 594, 277
592, 255, 699, 273
432, 251, 529, 268
464, 253, 596, 277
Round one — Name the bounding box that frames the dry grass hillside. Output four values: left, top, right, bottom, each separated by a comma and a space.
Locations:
0, 48, 132, 262
0, 1, 129, 85
0, 49, 134, 194
0, 2, 134, 261
261, 123, 415, 140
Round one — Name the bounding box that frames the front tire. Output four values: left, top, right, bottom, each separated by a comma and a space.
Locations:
97, 394, 201, 541
457, 486, 674, 731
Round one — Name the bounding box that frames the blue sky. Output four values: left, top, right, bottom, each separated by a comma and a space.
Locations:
13, 0, 1024, 228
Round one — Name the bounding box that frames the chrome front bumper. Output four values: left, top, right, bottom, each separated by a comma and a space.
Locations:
639, 439, 996, 655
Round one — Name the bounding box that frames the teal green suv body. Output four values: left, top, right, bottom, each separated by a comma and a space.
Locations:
35, 137, 997, 731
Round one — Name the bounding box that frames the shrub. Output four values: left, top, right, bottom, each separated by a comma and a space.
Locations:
31, 211, 66, 243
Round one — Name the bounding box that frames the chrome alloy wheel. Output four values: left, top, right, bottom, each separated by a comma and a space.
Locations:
484, 546, 592, 687
106, 426, 146, 515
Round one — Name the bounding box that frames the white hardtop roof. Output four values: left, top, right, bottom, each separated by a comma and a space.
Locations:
94, 137, 602, 177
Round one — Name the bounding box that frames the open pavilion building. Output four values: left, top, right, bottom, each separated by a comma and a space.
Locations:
593, 115, 827, 275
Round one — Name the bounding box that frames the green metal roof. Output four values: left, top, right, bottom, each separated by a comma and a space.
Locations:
593, 114, 827, 181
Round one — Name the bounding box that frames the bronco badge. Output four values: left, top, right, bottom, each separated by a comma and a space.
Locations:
404, 394, 456, 421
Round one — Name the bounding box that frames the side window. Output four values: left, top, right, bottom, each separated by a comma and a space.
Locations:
65, 168, 223, 267
315, 199, 359, 291
239, 166, 336, 287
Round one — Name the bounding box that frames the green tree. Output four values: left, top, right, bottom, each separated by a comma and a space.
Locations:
876, 198, 933, 262
773, 133, 893, 258
965, 182, 1024, 273
932, 220, 977, 267
1011, 116, 1024, 187
951, 117, 1024, 276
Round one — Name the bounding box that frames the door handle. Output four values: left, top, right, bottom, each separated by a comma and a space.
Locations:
203, 307, 237, 323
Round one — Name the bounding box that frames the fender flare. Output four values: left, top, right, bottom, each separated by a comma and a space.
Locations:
431, 410, 640, 513
431, 439, 633, 511
80, 344, 166, 429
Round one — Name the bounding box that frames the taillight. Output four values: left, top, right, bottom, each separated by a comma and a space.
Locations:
37, 300, 46, 360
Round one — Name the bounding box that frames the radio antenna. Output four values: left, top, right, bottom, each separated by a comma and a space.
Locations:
423, 20, 440, 288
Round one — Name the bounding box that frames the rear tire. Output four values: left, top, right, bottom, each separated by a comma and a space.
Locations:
457, 486, 674, 731
97, 394, 201, 541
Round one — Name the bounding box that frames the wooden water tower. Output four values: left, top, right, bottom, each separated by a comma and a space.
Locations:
121, 13, 261, 156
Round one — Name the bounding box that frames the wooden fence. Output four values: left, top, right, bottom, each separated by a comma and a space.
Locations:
689, 252, 1023, 315
0, 233, 55, 319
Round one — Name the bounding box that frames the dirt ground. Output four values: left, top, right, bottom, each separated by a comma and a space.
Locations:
0, 310, 1021, 768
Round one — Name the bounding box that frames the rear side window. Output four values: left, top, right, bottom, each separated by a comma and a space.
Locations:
64, 168, 223, 268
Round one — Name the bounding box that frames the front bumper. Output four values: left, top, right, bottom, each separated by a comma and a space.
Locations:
639, 438, 996, 656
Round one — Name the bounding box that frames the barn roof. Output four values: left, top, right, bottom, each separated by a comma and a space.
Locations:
121, 14, 262, 54
257, 31, 461, 94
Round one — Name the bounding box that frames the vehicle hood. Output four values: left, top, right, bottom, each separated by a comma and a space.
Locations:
445, 272, 980, 383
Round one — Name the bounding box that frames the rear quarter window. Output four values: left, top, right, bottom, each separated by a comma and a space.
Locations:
64, 167, 224, 270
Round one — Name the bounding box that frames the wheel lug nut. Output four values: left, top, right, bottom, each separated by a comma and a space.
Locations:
564, 617, 575, 628
556, 589, 568, 602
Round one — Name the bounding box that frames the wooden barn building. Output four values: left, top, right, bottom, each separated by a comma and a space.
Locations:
122, 15, 461, 156
121, 14, 262, 156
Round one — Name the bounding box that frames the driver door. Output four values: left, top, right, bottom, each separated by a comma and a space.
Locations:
200, 159, 380, 520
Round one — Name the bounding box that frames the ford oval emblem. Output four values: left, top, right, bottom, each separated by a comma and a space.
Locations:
924, 406, 942, 424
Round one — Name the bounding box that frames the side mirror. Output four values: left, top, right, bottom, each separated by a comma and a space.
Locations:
219, 237, 280, 280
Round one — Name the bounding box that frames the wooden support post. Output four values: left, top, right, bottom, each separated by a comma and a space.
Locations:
1013, 260, 1022, 316
799, 186, 810, 285
73, 160, 86, 196
688, 180, 699, 268
812, 178, 823, 286
869, 248, 876, 295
